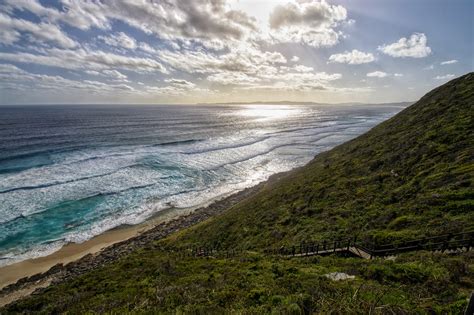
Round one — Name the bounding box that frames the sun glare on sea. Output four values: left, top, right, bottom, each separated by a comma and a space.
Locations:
236, 105, 302, 121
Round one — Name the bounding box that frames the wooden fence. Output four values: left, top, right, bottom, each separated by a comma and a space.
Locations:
183, 231, 473, 259
275, 231, 474, 259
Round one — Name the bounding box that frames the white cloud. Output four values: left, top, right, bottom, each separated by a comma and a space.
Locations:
99, 32, 137, 50
138, 42, 157, 54
0, 63, 136, 94
367, 71, 388, 78
145, 81, 210, 97
5, 0, 257, 48
85, 70, 100, 76
0, 12, 77, 48
393, 73, 403, 77
269, 1, 347, 29
424, 64, 434, 70
102, 69, 128, 81
291, 56, 300, 62
440, 59, 458, 65
434, 74, 455, 80
293, 65, 314, 73
378, 33, 431, 58
1, 0, 436, 103
0, 64, 26, 74
159, 44, 286, 75
328, 49, 375, 64
207, 72, 261, 85
0, 48, 168, 73
268, 0, 347, 47
3, 0, 110, 30
164, 78, 196, 88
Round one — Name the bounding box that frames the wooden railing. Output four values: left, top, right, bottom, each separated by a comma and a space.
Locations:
183, 231, 474, 259
274, 231, 474, 259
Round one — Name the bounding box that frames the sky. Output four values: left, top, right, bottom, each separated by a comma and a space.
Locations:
0, 0, 472, 105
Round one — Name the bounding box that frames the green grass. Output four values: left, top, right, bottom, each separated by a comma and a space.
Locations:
3, 73, 473, 314
5, 249, 473, 314
173, 72, 474, 250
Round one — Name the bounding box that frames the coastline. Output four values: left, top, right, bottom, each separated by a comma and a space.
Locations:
0, 212, 168, 290
0, 170, 292, 307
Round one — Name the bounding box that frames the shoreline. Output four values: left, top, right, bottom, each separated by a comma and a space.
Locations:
0, 210, 169, 290
0, 170, 293, 307
0, 202, 208, 290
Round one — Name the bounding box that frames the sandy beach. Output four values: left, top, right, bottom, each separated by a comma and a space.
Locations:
0, 218, 152, 290
0, 172, 288, 307
0, 204, 192, 291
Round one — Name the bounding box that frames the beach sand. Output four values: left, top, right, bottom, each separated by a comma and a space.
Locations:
0, 170, 291, 307
0, 220, 150, 290
0, 200, 213, 290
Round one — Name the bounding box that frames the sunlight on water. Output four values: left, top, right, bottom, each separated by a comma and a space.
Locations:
235, 105, 303, 121
0, 104, 402, 266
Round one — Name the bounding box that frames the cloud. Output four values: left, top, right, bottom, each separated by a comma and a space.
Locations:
0, 12, 77, 48
0, 63, 26, 74
207, 72, 261, 85
85, 70, 100, 76
367, 71, 388, 78
86, 69, 128, 82
137, 43, 155, 54
102, 69, 128, 81
145, 80, 210, 97
378, 33, 431, 58
268, 0, 347, 47
164, 78, 196, 88
440, 59, 458, 65
0, 48, 168, 73
434, 74, 455, 80
0, 63, 135, 94
214, 68, 342, 91
269, 1, 347, 29
3, 0, 110, 30
158, 44, 286, 75
424, 64, 434, 70
156, 39, 343, 91
393, 73, 403, 77
328, 49, 374, 64
99, 32, 137, 50
2, 0, 440, 103
5, 0, 257, 48
293, 65, 314, 73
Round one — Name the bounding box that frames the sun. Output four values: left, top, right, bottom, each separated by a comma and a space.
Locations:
230, 0, 289, 29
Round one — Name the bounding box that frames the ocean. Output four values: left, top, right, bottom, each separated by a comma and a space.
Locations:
0, 104, 404, 266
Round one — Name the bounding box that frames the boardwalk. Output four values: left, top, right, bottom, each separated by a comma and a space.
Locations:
187, 231, 474, 259
279, 231, 474, 259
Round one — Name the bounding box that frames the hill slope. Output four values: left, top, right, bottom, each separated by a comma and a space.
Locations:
3, 73, 473, 314
177, 72, 473, 249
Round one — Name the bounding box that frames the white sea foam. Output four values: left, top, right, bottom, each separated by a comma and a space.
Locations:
0, 104, 405, 266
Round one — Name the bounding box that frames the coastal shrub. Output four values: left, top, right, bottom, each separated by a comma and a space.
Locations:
4, 73, 473, 314
387, 215, 415, 230
365, 262, 429, 284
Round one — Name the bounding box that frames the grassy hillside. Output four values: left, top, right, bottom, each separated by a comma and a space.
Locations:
3, 73, 473, 314
176, 72, 473, 250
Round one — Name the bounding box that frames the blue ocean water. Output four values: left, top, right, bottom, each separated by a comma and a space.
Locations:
0, 104, 404, 265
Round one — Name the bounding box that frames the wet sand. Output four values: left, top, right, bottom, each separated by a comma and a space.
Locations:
0, 170, 292, 307
0, 201, 212, 290
0, 220, 150, 290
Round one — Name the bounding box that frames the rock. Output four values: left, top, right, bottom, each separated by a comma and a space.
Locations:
324, 272, 355, 281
